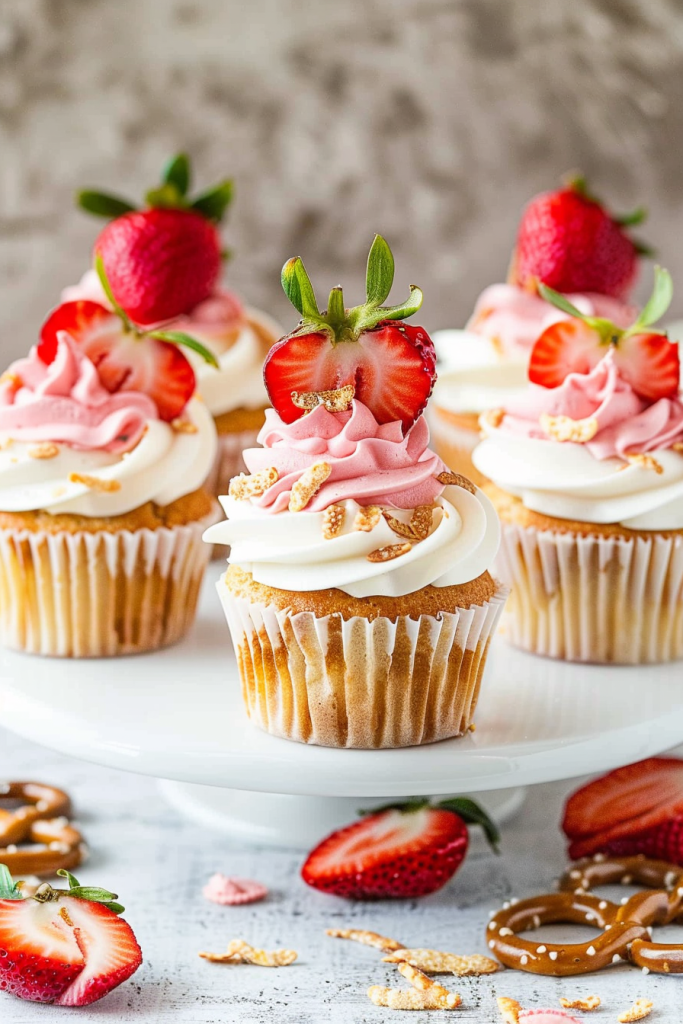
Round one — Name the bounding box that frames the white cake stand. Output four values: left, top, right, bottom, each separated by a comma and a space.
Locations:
1, 565, 683, 848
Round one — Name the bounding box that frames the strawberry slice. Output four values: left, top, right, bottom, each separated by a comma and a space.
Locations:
0, 868, 142, 1006
40, 299, 196, 422
562, 757, 683, 859
590, 814, 683, 866
301, 798, 498, 900
529, 269, 680, 400
264, 235, 436, 432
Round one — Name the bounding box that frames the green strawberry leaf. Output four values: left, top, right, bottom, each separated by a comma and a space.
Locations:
145, 183, 187, 210
68, 886, 119, 902
56, 868, 82, 889
281, 257, 321, 319
436, 797, 501, 853
0, 864, 23, 900
326, 286, 346, 332
614, 205, 648, 228
150, 330, 219, 368
191, 179, 234, 222
359, 798, 430, 816
94, 254, 135, 330
377, 284, 423, 321
633, 239, 656, 258
631, 266, 673, 332
162, 153, 191, 197
365, 234, 395, 307
537, 283, 587, 319
77, 190, 137, 219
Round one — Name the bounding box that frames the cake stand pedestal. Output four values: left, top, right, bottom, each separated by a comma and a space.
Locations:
1, 568, 682, 849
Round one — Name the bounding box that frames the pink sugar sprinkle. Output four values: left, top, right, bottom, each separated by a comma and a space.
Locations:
202, 874, 268, 906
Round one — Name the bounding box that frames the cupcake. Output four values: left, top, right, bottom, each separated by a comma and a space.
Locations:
430, 177, 642, 485
204, 236, 507, 748
473, 267, 683, 665
67, 154, 282, 502
0, 295, 219, 657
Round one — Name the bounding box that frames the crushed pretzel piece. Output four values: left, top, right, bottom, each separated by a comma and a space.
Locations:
560, 995, 601, 1011
673, 442, 683, 453
28, 443, 60, 460
618, 1000, 653, 1024
322, 504, 346, 539
383, 949, 500, 976
0, 373, 22, 390
289, 462, 332, 512
367, 542, 412, 563
627, 453, 664, 474
497, 996, 521, 1024
480, 407, 505, 430
0, 437, 14, 450
291, 384, 355, 413
540, 412, 599, 443
396, 962, 461, 1008
199, 939, 297, 967
437, 470, 477, 494
410, 505, 434, 539
68, 473, 121, 493
171, 418, 198, 434
326, 927, 402, 952
354, 505, 381, 532
229, 467, 279, 500
368, 986, 453, 1010
383, 512, 416, 539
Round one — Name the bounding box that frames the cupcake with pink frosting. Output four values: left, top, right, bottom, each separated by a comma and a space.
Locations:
473, 268, 683, 664
204, 237, 506, 748
0, 324, 218, 657
430, 178, 644, 485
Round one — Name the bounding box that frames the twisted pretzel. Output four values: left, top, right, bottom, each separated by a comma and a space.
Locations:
0, 782, 85, 877
487, 856, 683, 977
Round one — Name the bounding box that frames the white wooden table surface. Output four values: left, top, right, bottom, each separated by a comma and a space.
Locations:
0, 728, 681, 1023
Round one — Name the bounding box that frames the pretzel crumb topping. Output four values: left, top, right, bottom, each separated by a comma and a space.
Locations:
326, 927, 402, 952
199, 939, 297, 967
497, 996, 521, 1023
322, 504, 346, 539
383, 949, 500, 976
0, 373, 22, 391
481, 407, 505, 431
673, 442, 683, 453
68, 473, 121, 493
289, 462, 332, 512
437, 470, 477, 493
28, 443, 60, 460
627, 453, 664, 474
229, 467, 278, 500
618, 999, 653, 1023
540, 413, 599, 443
560, 995, 601, 1011
367, 542, 412, 563
291, 384, 355, 413
170, 418, 198, 434
354, 505, 382, 532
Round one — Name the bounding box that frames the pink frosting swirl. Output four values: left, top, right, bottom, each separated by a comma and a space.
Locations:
244, 401, 448, 512
0, 333, 157, 453
500, 350, 683, 459
468, 283, 636, 358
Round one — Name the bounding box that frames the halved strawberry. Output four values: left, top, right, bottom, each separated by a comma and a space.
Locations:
528, 267, 679, 400
562, 757, 683, 859
263, 235, 436, 432
0, 867, 141, 1006
40, 299, 196, 422
301, 797, 498, 900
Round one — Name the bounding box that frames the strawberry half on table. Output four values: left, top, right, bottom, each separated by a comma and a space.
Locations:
39, 255, 218, 422
512, 174, 650, 300
0, 866, 142, 1006
77, 153, 233, 324
301, 797, 499, 900
562, 757, 683, 861
263, 235, 437, 432
528, 265, 679, 401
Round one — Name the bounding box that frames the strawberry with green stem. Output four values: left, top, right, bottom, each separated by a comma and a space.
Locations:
263, 235, 437, 432
528, 266, 680, 401
301, 796, 499, 900
77, 153, 233, 324
40, 255, 218, 422
0, 865, 142, 1006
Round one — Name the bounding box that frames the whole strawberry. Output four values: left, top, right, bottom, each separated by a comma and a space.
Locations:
0, 866, 142, 1006
513, 176, 649, 300
78, 154, 233, 324
264, 235, 436, 432
301, 797, 499, 900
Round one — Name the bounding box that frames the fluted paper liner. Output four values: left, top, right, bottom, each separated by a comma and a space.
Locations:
496, 522, 683, 664
218, 581, 508, 748
204, 428, 261, 502
0, 507, 219, 658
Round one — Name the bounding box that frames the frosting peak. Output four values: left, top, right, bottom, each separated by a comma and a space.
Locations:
244, 401, 447, 513
0, 334, 157, 454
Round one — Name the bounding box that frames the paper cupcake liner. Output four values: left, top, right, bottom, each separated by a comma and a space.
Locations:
0, 507, 219, 658
204, 428, 261, 502
496, 522, 683, 664
429, 408, 488, 487
217, 582, 508, 748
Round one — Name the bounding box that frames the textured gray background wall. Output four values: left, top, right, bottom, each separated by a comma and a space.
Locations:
1, 0, 683, 360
